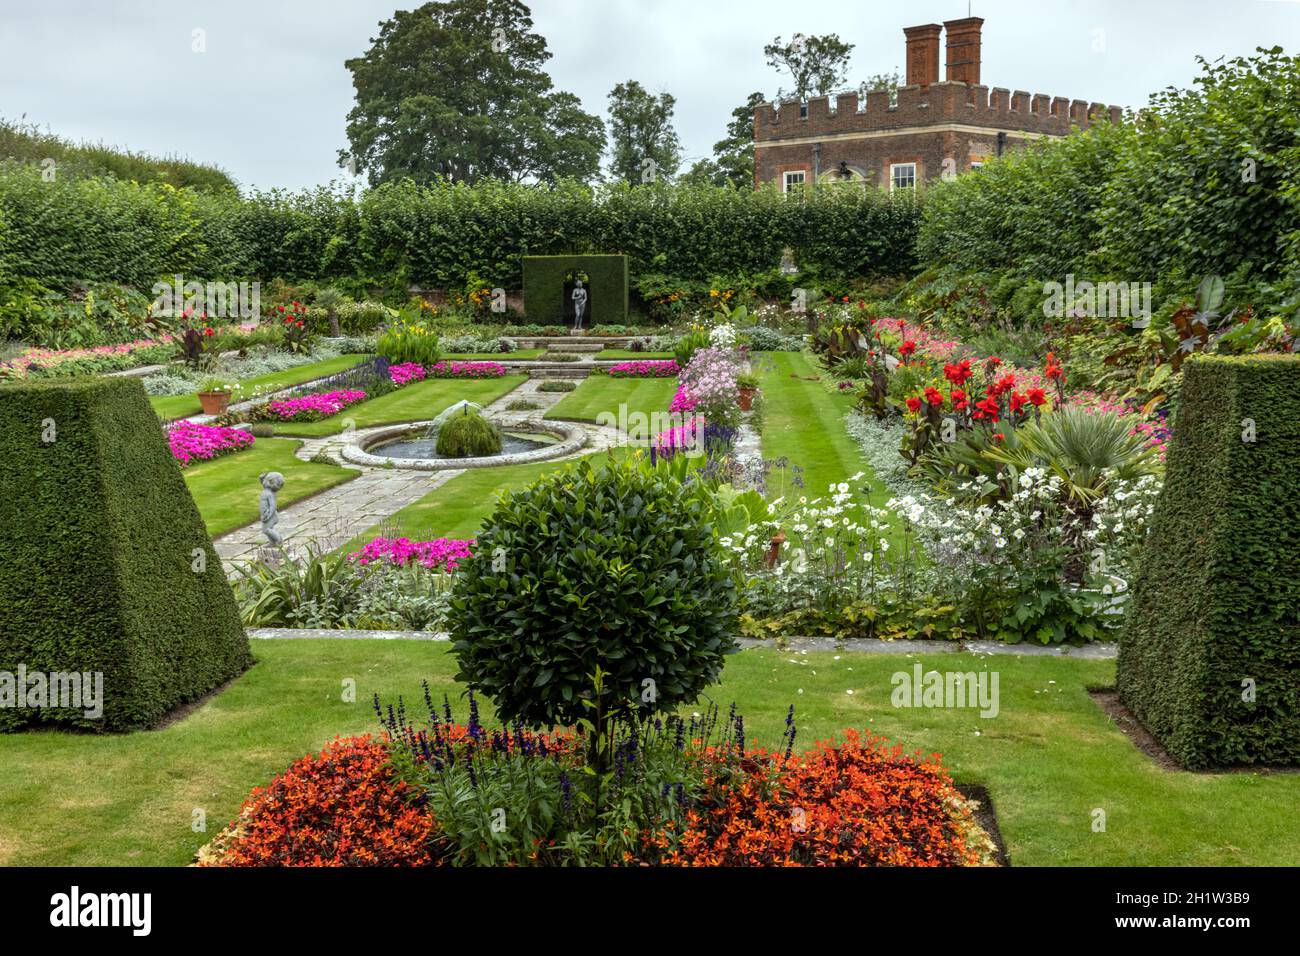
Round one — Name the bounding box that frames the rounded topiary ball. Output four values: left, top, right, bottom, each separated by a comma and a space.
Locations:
447, 457, 738, 729
435, 412, 502, 458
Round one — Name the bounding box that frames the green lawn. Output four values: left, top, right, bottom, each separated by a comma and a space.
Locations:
757, 351, 894, 514
183, 438, 357, 537
595, 349, 675, 360
150, 354, 369, 422
1, 642, 1294, 866
348, 449, 618, 545
274, 375, 527, 437
544, 374, 678, 439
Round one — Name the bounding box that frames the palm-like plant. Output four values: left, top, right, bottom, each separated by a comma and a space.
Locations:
983, 406, 1161, 507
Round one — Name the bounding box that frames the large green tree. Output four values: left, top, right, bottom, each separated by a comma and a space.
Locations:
764, 33, 855, 101
606, 80, 682, 185
689, 91, 765, 188
340, 0, 604, 185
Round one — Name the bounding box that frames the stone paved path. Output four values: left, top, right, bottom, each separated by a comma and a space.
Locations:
214, 376, 629, 573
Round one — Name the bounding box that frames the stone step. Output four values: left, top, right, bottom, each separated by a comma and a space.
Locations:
541, 342, 605, 353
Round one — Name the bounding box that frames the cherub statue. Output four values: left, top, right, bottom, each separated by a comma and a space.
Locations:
571, 278, 588, 331
259, 471, 286, 548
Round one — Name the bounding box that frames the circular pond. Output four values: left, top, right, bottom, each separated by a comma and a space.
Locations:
341, 418, 587, 471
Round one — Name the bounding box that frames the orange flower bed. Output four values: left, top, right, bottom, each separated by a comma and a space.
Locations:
200, 735, 436, 867
651, 730, 986, 867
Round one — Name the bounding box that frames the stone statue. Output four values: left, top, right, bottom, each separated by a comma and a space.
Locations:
259, 471, 285, 547
570, 278, 588, 331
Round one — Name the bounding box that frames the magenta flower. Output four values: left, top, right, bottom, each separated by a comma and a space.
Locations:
347, 536, 475, 572
168, 421, 255, 468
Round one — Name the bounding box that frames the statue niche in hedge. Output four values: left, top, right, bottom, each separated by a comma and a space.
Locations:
0, 377, 252, 732
1117, 354, 1300, 769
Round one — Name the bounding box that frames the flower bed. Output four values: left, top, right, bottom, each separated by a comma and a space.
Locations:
388, 362, 427, 387
199, 708, 993, 868
347, 536, 474, 573
0, 337, 175, 381
167, 420, 255, 467
427, 361, 506, 379
197, 736, 436, 867
260, 389, 367, 422
607, 359, 679, 378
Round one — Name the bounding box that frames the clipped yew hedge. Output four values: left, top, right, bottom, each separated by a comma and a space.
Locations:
0, 377, 251, 731
522, 254, 628, 325
1117, 354, 1300, 768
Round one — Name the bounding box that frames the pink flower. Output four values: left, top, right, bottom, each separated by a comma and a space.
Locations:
265, 389, 367, 421
608, 360, 679, 378
347, 536, 475, 572
389, 362, 427, 387
168, 421, 255, 467
427, 361, 505, 379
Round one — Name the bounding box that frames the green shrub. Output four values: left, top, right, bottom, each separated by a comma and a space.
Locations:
376, 314, 440, 366
435, 411, 502, 457
0, 377, 250, 731
447, 457, 739, 736
1117, 354, 1300, 768
536, 380, 576, 392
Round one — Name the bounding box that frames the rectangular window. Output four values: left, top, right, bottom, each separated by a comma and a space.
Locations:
783, 170, 806, 194
890, 163, 917, 192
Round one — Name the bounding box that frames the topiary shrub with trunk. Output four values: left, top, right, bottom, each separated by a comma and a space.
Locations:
1117, 354, 1300, 769
435, 411, 502, 458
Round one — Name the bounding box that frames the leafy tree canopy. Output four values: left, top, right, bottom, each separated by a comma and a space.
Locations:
341, 0, 604, 185
606, 80, 682, 185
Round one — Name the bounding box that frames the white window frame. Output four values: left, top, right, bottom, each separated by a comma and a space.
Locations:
890, 162, 917, 192
783, 170, 806, 194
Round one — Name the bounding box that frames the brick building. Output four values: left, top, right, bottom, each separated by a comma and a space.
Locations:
753, 18, 1123, 193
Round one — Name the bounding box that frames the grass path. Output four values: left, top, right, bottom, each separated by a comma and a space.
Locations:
274, 375, 527, 437
183, 438, 357, 537
756, 351, 896, 516
1, 642, 1296, 866
544, 375, 678, 439
150, 354, 369, 421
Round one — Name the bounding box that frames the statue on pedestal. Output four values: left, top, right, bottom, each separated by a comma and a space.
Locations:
570, 278, 588, 331
259, 471, 285, 548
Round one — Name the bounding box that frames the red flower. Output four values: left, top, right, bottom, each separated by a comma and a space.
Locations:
991, 373, 1017, 396
203, 327, 215, 337
951, 389, 968, 411
1027, 387, 1048, 407
993, 432, 1005, 442
973, 397, 1000, 422
1009, 391, 1028, 414
924, 386, 945, 406
905, 396, 923, 413
898, 340, 917, 357
943, 359, 973, 386
276, 305, 285, 313
1044, 352, 1066, 382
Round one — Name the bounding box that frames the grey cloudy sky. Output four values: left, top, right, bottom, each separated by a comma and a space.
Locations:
3, 0, 1299, 191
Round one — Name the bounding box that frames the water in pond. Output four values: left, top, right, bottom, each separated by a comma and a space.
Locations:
374, 431, 553, 460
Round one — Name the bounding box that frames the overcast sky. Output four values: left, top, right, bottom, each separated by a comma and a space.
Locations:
3, 0, 1299, 191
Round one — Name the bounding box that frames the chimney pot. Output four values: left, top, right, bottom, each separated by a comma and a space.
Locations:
903, 24, 943, 88
944, 16, 984, 86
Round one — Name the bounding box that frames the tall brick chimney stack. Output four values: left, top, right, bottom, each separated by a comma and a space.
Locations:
903, 24, 943, 87
944, 17, 984, 85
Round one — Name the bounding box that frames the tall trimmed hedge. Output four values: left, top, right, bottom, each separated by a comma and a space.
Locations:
1117, 354, 1300, 768
0, 166, 920, 295
522, 254, 628, 325
0, 377, 251, 732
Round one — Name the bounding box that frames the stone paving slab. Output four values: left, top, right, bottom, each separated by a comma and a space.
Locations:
246, 627, 1116, 658
737, 636, 1117, 658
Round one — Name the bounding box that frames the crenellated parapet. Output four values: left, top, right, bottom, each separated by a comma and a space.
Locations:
755, 81, 1123, 142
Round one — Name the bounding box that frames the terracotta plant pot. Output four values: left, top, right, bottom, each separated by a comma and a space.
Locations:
198, 391, 232, 416
764, 531, 786, 569
737, 387, 758, 412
